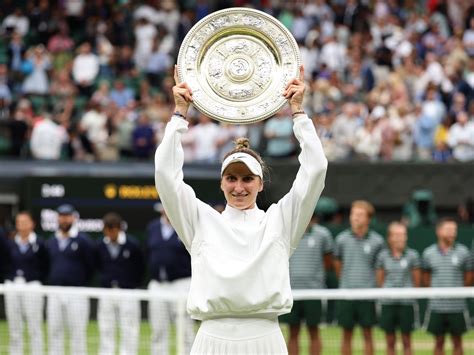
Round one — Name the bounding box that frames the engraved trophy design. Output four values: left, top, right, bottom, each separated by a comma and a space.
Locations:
177, 7, 301, 124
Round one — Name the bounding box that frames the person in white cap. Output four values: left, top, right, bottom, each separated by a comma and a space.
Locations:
154, 64, 327, 354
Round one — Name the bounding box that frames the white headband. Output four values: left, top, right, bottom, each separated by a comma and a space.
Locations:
221, 152, 263, 179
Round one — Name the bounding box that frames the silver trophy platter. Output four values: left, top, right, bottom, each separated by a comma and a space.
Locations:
177, 7, 301, 124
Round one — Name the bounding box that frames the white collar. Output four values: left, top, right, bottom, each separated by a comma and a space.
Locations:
15, 232, 37, 245
55, 225, 79, 239
160, 215, 172, 227
222, 204, 264, 223
104, 231, 126, 245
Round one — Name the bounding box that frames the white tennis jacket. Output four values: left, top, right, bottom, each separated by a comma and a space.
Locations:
155, 113, 327, 320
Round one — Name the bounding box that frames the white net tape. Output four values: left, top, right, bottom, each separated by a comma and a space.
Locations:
292, 287, 474, 300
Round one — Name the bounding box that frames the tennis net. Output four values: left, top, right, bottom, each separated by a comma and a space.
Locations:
0, 284, 472, 354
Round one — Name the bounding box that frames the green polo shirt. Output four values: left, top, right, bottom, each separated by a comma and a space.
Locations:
334, 229, 384, 288
289, 224, 333, 289
376, 247, 420, 305
422, 243, 471, 313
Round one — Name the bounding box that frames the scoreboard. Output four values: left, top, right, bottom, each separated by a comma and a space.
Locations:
23, 176, 225, 239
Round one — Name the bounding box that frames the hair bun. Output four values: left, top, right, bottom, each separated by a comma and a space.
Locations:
235, 137, 250, 150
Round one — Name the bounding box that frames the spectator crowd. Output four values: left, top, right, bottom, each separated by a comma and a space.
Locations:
1, 0, 474, 162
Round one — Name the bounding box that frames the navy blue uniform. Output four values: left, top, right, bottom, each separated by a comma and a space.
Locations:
5, 235, 49, 282
96, 234, 145, 289
46, 232, 95, 286
96, 233, 144, 354
146, 218, 191, 282
4, 234, 48, 355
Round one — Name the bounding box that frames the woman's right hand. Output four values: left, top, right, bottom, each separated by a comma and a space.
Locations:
173, 65, 193, 117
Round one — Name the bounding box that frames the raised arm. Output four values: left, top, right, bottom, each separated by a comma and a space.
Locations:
277, 66, 328, 251
154, 66, 199, 250
284, 66, 307, 116
172, 65, 194, 119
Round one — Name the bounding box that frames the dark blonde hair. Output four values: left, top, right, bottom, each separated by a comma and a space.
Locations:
223, 137, 268, 180
436, 217, 457, 230
387, 221, 406, 237
351, 200, 375, 219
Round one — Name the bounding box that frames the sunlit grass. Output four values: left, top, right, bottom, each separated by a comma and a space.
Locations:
1, 320, 473, 354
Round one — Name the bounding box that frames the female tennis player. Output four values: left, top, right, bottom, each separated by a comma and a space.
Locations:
154, 65, 327, 354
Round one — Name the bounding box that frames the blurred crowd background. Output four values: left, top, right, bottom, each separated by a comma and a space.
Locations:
0, 0, 474, 163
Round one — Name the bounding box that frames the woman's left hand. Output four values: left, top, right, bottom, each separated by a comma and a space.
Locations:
283, 65, 305, 114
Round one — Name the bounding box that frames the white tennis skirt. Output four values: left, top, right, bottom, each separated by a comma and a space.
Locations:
190, 316, 287, 355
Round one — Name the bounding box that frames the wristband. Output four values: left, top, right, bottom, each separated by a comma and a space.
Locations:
173, 111, 186, 120
291, 110, 305, 116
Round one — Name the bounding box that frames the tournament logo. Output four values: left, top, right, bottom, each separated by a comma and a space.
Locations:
451, 255, 459, 266
364, 243, 371, 254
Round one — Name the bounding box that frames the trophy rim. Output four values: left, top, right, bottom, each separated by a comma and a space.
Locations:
177, 7, 301, 124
